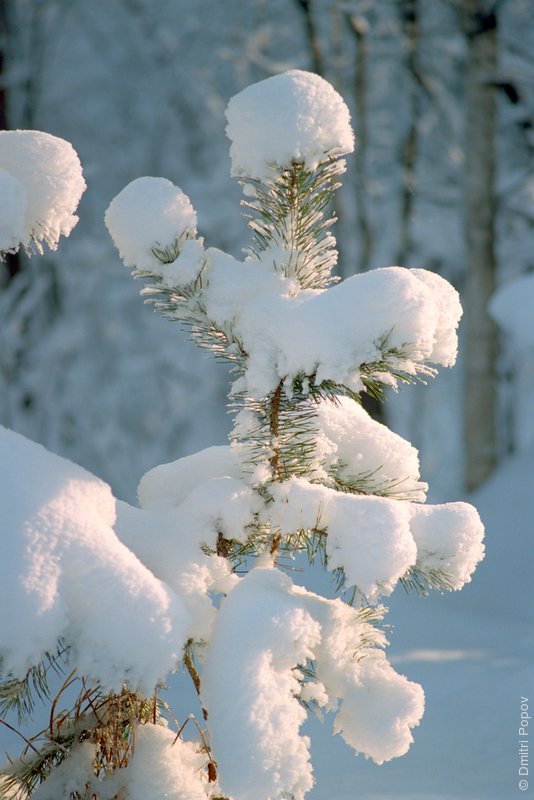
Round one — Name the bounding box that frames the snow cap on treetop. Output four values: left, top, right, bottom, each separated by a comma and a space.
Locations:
0, 130, 86, 255
225, 70, 355, 181
105, 176, 198, 270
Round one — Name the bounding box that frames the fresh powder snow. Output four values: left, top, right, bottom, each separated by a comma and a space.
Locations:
0, 130, 85, 253
104, 175, 199, 271
225, 69, 355, 180
0, 426, 189, 693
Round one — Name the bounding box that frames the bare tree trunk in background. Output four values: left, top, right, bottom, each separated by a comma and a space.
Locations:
0, 0, 20, 279
346, 12, 373, 273
462, 0, 499, 491
294, 0, 324, 76
397, 0, 419, 268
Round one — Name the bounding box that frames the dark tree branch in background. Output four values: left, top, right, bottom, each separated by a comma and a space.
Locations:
293, 0, 325, 76
396, 0, 420, 268
346, 12, 373, 274
0, 0, 20, 280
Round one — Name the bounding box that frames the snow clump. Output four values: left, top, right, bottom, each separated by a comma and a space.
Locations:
105, 176, 200, 272
0, 426, 189, 693
0, 130, 85, 254
225, 69, 355, 181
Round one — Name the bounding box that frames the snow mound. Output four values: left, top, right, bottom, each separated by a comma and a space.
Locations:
225, 70, 354, 180
105, 176, 199, 271
121, 725, 209, 800
0, 426, 189, 692
0, 130, 85, 253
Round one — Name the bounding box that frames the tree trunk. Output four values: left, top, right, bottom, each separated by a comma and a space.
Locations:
462, 0, 499, 491
0, 0, 20, 279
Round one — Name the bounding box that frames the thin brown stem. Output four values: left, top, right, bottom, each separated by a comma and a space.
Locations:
268, 380, 283, 480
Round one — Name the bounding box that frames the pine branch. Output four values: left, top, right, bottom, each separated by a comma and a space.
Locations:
399, 564, 454, 596
0, 641, 69, 724
240, 157, 345, 291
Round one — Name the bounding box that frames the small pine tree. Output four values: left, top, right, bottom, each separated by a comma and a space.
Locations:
0, 71, 484, 799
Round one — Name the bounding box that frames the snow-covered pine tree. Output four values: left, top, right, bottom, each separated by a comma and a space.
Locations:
0, 71, 484, 799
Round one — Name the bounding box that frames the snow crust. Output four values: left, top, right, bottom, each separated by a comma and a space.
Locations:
0, 426, 188, 693
0, 130, 85, 253
104, 176, 199, 271
225, 70, 354, 180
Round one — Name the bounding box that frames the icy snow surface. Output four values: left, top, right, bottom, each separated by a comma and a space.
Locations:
0, 130, 85, 252
225, 70, 354, 180
0, 426, 189, 693
104, 176, 199, 271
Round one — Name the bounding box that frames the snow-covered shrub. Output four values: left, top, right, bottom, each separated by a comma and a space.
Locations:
0, 70, 484, 799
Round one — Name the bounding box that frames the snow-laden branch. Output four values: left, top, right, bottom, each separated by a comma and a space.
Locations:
0, 131, 85, 256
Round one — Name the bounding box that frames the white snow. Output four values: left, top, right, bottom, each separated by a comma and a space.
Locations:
202, 565, 425, 799
0, 168, 26, 252
116, 492, 241, 642
120, 725, 209, 800
225, 70, 355, 181
409, 502, 485, 590
0, 130, 85, 253
268, 478, 417, 600
0, 426, 189, 693
410, 268, 463, 367
295, 589, 424, 765
201, 567, 319, 800
201, 255, 463, 398
313, 395, 428, 499
138, 444, 239, 509
104, 176, 199, 271
31, 742, 97, 800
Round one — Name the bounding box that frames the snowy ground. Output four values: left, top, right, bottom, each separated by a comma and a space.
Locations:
305, 447, 534, 799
